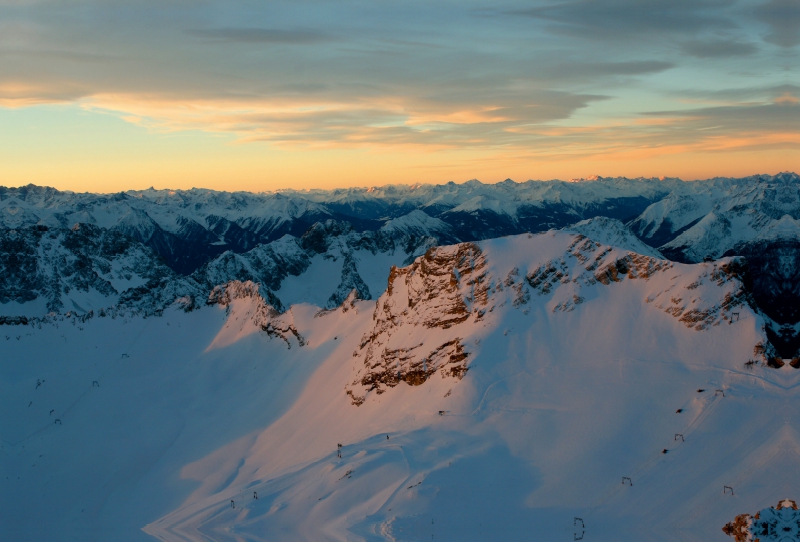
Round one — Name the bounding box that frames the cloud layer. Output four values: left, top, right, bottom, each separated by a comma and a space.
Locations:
0, 0, 797, 177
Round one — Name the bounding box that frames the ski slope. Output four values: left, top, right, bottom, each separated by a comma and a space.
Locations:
0, 231, 791, 542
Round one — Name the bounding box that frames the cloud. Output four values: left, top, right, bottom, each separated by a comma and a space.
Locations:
83, 87, 606, 149
679, 84, 800, 102
627, 91, 800, 154
755, 0, 800, 47
645, 100, 800, 134
186, 27, 334, 45
507, 0, 736, 38
681, 38, 758, 58
0, 0, 796, 170
0, 80, 89, 106
534, 60, 674, 82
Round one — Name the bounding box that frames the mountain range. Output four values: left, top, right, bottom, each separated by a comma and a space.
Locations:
5, 173, 800, 540
3, 227, 787, 542
3, 172, 800, 356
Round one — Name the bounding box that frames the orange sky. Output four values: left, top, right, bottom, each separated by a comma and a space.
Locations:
0, 0, 798, 191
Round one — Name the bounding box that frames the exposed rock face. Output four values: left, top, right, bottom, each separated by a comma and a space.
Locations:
725, 236, 800, 358
346, 243, 487, 405
0, 217, 438, 318
191, 235, 309, 298
192, 219, 439, 307
325, 252, 371, 309
519, 235, 746, 330
207, 280, 304, 347
0, 224, 202, 315
1, 177, 678, 273
347, 233, 752, 405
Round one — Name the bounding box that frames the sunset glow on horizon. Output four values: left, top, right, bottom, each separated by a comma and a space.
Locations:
1, 0, 799, 192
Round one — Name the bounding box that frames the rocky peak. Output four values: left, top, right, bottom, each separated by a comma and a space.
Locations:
207, 280, 303, 347
300, 220, 355, 253
0, 224, 188, 315
346, 242, 487, 405
346, 232, 752, 405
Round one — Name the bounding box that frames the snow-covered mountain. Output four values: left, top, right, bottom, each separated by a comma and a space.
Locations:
0, 185, 338, 273
9, 173, 800, 357
7, 172, 800, 358
0, 223, 197, 317
194, 218, 440, 310
6, 174, 800, 541
2, 230, 781, 542
622, 172, 800, 357
1, 176, 681, 273
565, 216, 664, 259
629, 171, 800, 262
0, 216, 442, 319
4, 172, 797, 274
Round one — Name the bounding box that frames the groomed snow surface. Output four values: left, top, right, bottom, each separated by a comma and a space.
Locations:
1, 231, 791, 542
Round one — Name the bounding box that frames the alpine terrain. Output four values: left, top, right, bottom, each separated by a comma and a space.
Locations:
3, 173, 800, 541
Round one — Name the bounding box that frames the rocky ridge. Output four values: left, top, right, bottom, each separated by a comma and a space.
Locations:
0, 223, 202, 316
0, 176, 682, 274
345, 231, 752, 405
0, 218, 438, 318
207, 280, 305, 347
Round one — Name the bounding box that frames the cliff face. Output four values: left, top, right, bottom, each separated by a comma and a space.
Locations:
0, 224, 202, 316
0, 218, 436, 318
346, 232, 752, 405
207, 280, 305, 348
347, 243, 486, 404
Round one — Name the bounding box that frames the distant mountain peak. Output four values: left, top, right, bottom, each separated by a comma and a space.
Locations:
565, 216, 664, 259
755, 214, 800, 242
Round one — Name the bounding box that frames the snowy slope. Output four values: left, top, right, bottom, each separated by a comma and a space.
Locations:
0, 176, 682, 273
565, 216, 664, 258
5, 173, 799, 276
1, 230, 780, 542
0, 224, 202, 316
630, 172, 800, 262
0, 217, 438, 318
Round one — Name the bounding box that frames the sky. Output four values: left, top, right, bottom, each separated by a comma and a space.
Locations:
0, 0, 798, 192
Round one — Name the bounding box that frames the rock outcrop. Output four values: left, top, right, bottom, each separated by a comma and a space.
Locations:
347, 232, 753, 405
207, 280, 304, 347
346, 243, 486, 405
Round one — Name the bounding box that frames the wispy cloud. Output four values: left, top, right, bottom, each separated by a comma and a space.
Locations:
84, 87, 606, 149
506, 0, 737, 38
681, 39, 758, 58
186, 28, 334, 45
755, 0, 800, 47
0, 0, 797, 174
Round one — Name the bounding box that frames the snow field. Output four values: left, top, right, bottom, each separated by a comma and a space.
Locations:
0, 231, 782, 541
